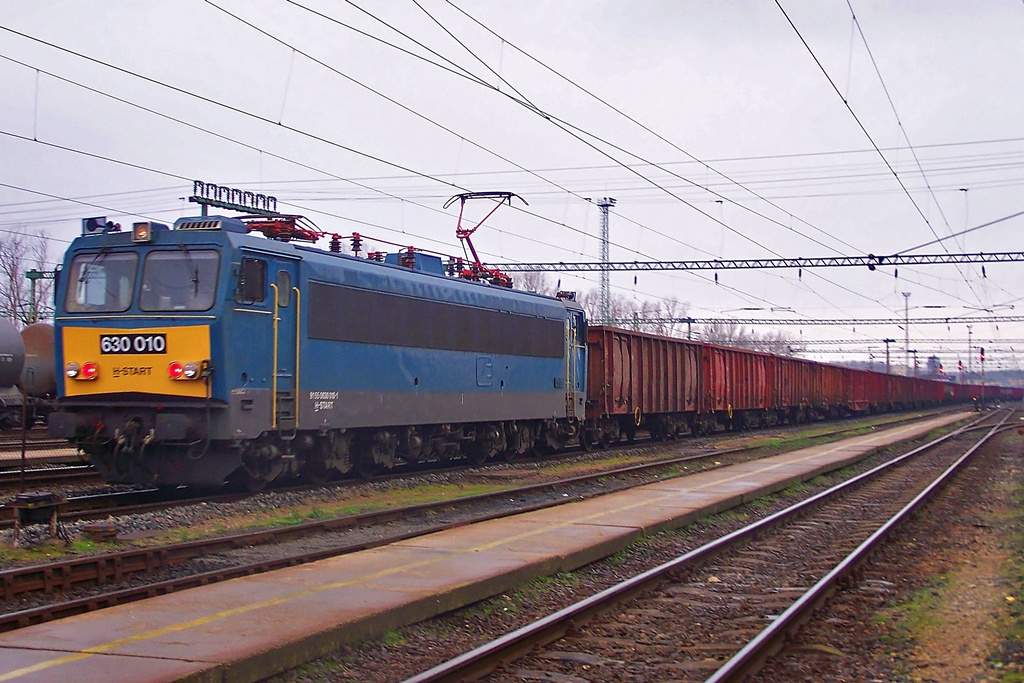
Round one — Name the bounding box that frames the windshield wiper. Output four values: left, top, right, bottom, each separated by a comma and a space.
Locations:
178, 243, 199, 295
79, 245, 111, 284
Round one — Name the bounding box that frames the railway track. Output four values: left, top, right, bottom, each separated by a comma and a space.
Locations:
0, 410, 962, 632
0, 428, 72, 454
0, 465, 95, 489
0, 408, 928, 530
400, 409, 1010, 683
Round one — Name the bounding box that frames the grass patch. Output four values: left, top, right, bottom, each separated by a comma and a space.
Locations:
380, 630, 406, 647
883, 574, 951, 643
991, 467, 1024, 677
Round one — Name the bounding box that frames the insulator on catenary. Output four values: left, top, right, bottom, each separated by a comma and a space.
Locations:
329, 235, 341, 253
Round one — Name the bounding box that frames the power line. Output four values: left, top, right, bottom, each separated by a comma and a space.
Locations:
795, 338, 1024, 346
444, 0, 864, 257
846, 0, 959, 246
293, 0, 876, 315
495, 251, 1024, 273
0, 16, 826, 315
899, 209, 1024, 253
0, 24, 463, 193
393, 2, 887, 315
774, 0, 983, 306
0, 27, 740, 297
621, 315, 1024, 327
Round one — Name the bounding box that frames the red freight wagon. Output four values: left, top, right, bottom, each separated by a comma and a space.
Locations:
846, 368, 869, 412
699, 343, 772, 430
586, 325, 965, 447
585, 326, 700, 444
776, 356, 811, 419
815, 364, 846, 416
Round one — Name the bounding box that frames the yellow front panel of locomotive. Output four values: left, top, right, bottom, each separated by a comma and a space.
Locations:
62, 325, 211, 398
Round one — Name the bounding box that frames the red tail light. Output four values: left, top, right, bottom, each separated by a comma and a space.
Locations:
80, 362, 98, 380
168, 361, 184, 379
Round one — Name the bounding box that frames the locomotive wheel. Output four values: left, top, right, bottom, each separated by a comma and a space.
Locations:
243, 473, 268, 493
307, 462, 332, 486
467, 444, 489, 467
356, 429, 396, 479
355, 456, 378, 479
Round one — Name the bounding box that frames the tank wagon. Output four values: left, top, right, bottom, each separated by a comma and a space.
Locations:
0, 320, 56, 428
48, 215, 587, 488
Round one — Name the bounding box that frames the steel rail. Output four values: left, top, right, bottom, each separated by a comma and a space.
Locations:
400, 411, 996, 683
705, 408, 1013, 682
0, 465, 95, 488
0, 413, 935, 626
1, 407, 931, 529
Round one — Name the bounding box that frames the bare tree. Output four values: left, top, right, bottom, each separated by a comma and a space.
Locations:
653, 296, 689, 337
700, 322, 795, 354
514, 271, 559, 296
0, 227, 51, 326
575, 289, 694, 339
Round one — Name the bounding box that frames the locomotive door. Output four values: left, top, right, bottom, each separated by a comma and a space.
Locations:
565, 312, 585, 419
270, 259, 300, 433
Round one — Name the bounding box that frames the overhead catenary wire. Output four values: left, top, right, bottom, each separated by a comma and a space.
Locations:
347, 1, 896, 318
0, 9, 1013, 333
0, 15, 839, 316
443, 0, 866, 257
284, 0, 882, 316
774, 0, 984, 307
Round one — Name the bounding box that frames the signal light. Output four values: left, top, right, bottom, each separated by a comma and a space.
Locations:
980, 347, 986, 362
168, 361, 201, 380
80, 362, 98, 380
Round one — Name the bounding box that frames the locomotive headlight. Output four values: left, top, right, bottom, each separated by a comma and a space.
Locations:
169, 361, 201, 380
168, 361, 184, 379
80, 362, 99, 380
66, 362, 80, 379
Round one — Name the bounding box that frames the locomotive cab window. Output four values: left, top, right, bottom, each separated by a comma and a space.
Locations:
236, 257, 266, 304
64, 251, 138, 313
139, 248, 220, 312
275, 270, 291, 307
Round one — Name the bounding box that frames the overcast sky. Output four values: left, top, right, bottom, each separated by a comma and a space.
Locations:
2, 1, 1023, 370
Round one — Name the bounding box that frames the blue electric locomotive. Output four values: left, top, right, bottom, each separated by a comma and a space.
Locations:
49, 215, 587, 488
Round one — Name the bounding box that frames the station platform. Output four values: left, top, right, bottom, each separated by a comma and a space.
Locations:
0, 411, 969, 683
